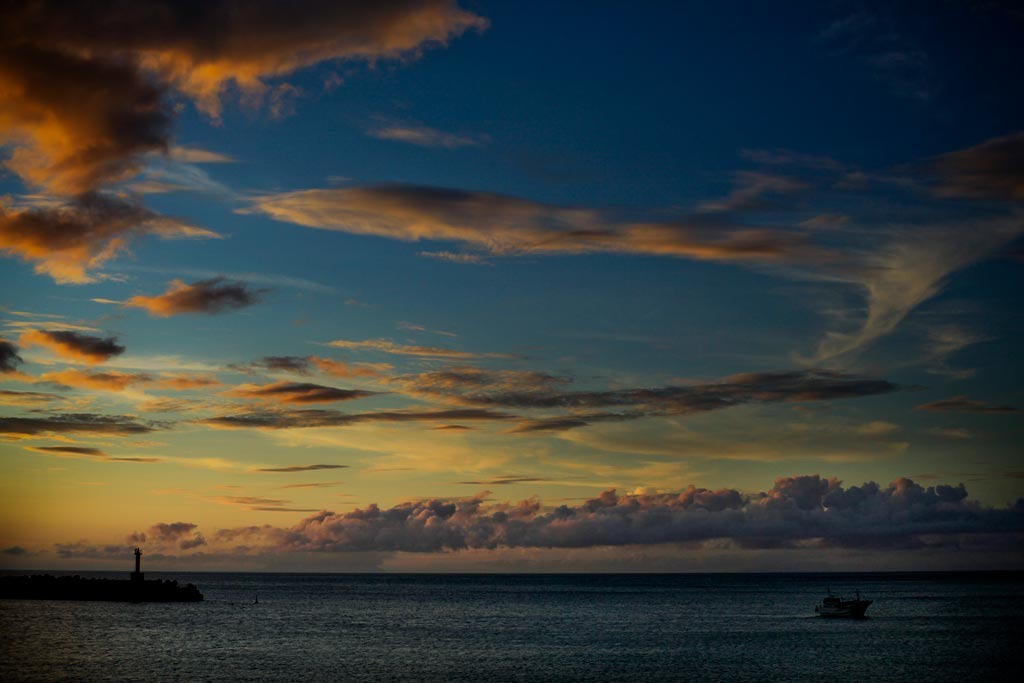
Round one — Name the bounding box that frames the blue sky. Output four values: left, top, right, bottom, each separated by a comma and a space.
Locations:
1, 1, 1022, 572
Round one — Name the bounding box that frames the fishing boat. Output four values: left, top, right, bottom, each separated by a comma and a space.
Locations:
815, 590, 871, 618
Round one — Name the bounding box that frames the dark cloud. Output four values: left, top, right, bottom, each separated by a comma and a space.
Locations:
215, 496, 318, 513
124, 277, 264, 317
54, 543, 134, 559
278, 482, 342, 489
27, 445, 108, 457
932, 131, 1024, 201
454, 476, 548, 485
19, 329, 124, 363
214, 475, 1022, 553
0, 389, 65, 406
225, 381, 378, 405
509, 414, 634, 434
0, 413, 157, 438
0, 42, 170, 195
394, 367, 569, 396
0, 1, 484, 281
242, 356, 313, 375
143, 522, 207, 551
403, 369, 902, 432
200, 408, 514, 430
1, 545, 27, 556
148, 522, 198, 541
0, 193, 217, 283
231, 355, 390, 379
255, 464, 349, 473
916, 396, 1022, 414
24, 444, 161, 464
0, 339, 23, 372
179, 534, 207, 550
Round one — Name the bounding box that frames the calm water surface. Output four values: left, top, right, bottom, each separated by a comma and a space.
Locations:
2, 572, 1021, 682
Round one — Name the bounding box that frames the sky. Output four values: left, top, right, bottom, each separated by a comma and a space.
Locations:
1, 0, 1022, 573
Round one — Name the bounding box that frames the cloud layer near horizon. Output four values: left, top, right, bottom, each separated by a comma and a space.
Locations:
190, 475, 1023, 555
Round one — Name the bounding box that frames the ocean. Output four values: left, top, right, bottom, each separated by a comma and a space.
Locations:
2, 572, 1021, 682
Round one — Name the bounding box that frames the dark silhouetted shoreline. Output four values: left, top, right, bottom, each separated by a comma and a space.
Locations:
0, 574, 203, 602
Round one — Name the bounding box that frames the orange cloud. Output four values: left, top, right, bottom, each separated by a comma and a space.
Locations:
225, 381, 378, 405
40, 368, 153, 392
0, 1, 483, 281
0, 194, 219, 284
932, 131, 1024, 201
1, 2, 485, 189
19, 329, 124, 364
246, 185, 824, 263
367, 122, 486, 148
309, 356, 392, 378
326, 338, 515, 359
124, 278, 263, 317
157, 373, 223, 390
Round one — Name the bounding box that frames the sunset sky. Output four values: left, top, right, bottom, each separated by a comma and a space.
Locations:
1, 1, 1022, 572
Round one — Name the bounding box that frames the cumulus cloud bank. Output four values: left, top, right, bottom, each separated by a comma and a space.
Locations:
213, 475, 1022, 553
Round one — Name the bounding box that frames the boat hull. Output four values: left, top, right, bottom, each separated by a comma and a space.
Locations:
815, 600, 871, 618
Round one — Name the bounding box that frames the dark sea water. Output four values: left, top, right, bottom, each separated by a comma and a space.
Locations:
2, 572, 1022, 682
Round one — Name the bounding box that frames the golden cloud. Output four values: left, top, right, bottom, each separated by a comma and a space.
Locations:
19, 329, 125, 364
246, 185, 824, 262
124, 278, 263, 317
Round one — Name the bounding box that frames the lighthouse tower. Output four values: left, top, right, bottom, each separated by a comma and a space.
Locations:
131, 547, 145, 582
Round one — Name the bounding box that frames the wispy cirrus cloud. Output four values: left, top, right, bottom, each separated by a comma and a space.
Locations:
806, 213, 1023, 363
697, 172, 809, 213
419, 250, 492, 265
367, 121, 487, 148
19, 329, 125, 364
124, 278, 265, 317
326, 337, 515, 360
916, 396, 1021, 414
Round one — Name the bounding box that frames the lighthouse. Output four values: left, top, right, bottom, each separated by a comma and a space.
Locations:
131, 547, 145, 582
